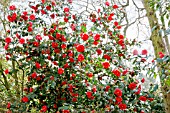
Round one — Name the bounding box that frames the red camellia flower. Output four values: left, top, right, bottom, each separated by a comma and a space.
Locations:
29, 14, 36, 20
105, 1, 110, 6
4, 69, 9, 74
52, 42, 58, 48
76, 44, 85, 52
31, 72, 37, 79
72, 97, 77, 102
105, 85, 110, 92
87, 73, 93, 78
139, 96, 147, 101
5, 37, 12, 44
112, 69, 121, 77
141, 78, 145, 83
58, 68, 64, 75
35, 62, 41, 69
28, 27, 33, 32
41, 0, 46, 4
114, 88, 122, 97
113, 5, 119, 9
46, 5, 51, 10
36, 35, 42, 40
148, 98, 154, 101
21, 96, 29, 103
119, 103, 126, 110
116, 97, 122, 103
103, 54, 111, 60
159, 52, 164, 58
86, 91, 92, 99
19, 38, 25, 44
7, 102, 11, 109
133, 49, 138, 55
77, 54, 84, 62
81, 33, 89, 41
33, 41, 39, 47
102, 62, 110, 69
128, 82, 137, 90
94, 34, 100, 41
64, 7, 69, 12
96, 49, 102, 55
141, 49, 147, 55
7, 13, 17, 22
62, 110, 70, 113
114, 21, 119, 26
9, 5, 16, 10
40, 105, 48, 112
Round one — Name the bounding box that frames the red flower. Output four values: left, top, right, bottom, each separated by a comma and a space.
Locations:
86, 91, 92, 99
19, 38, 25, 44
31, 72, 37, 79
76, 45, 85, 52
33, 41, 39, 47
112, 69, 121, 77
4, 44, 9, 50
96, 49, 102, 55
77, 54, 84, 62
64, 17, 68, 22
133, 49, 138, 55
141, 49, 147, 55
114, 88, 122, 97
21, 96, 29, 103
119, 35, 124, 39
114, 21, 119, 26
105, 1, 110, 6
159, 52, 164, 58
108, 16, 113, 21
64, 7, 70, 12
116, 97, 122, 103
46, 5, 51, 10
81, 33, 89, 41
29, 14, 35, 20
35, 62, 41, 69
128, 82, 137, 90
36, 35, 42, 40
29, 87, 33, 92
102, 62, 110, 69
87, 73, 93, 78
105, 85, 110, 92
52, 42, 58, 48
62, 110, 70, 113
41, 0, 46, 4
141, 78, 145, 83
5, 37, 11, 43
40, 105, 48, 112
148, 98, 154, 101
9, 5, 16, 10
4, 69, 9, 74
58, 68, 64, 75
7, 102, 11, 109
113, 5, 119, 9
28, 27, 33, 32
119, 103, 126, 110
61, 44, 67, 49
7, 13, 17, 22
72, 97, 77, 102
94, 34, 100, 41
139, 96, 147, 101
103, 54, 111, 60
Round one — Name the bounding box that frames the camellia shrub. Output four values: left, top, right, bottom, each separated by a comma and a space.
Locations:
2, 0, 165, 113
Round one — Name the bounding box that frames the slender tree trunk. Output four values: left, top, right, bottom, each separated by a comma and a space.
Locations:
143, 0, 170, 113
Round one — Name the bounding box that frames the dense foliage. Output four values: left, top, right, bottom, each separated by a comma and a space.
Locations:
1, 0, 166, 113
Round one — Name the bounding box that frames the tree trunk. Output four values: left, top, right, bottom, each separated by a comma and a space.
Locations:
143, 0, 170, 113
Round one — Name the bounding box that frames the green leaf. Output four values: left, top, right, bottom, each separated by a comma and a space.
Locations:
81, 25, 87, 33
165, 78, 170, 86
153, 84, 158, 92
58, 106, 69, 110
